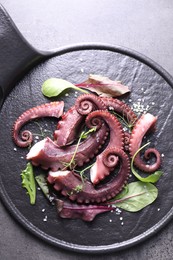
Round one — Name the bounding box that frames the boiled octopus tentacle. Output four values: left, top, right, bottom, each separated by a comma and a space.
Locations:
129, 113, 161, 172
75, 93, 107, 115
12, 101, 64, 147
102, 97, 137, 126
26, 123, 109, 171
47, 147, 130, 204
53, 105, 83, 146
54, 93, 107, 147
85, 110, 124, 184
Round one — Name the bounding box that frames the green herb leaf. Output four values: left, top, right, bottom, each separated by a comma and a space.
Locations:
42, 78, 88, 97
35, 174, 53, 202
111, 181, 158, 212
80, 127, 97, 139
113, 185, 129, 200
131, 142, 163, 183
21, 162, 36, 205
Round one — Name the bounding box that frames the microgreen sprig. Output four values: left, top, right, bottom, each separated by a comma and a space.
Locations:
62, 127, 97, 170
111, 111, 138, 132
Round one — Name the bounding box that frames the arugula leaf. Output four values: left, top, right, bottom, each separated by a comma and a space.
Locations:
131, 142, 163, 183
111, 181, 158, 212
42, 78, 88, 97
21, 163, 36, 205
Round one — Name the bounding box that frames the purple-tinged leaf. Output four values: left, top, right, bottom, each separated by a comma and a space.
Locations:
76, 74, 130, 97
56, 199, 114, 222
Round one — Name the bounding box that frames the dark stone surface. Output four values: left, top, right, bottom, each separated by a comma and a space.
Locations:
0, 1, 173, 259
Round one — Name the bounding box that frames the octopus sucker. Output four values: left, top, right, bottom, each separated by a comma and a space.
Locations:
12, 101, 64, 147
47, 147, 130, 204
129, 113, 161, 172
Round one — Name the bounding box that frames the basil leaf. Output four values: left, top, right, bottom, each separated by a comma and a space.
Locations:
21, 162, 36, 205
112, 181, 158, 212
42, 78, 88, 97
131, 142, 163, 183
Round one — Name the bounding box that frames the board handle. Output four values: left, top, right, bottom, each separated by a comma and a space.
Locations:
0, 4, 54, 107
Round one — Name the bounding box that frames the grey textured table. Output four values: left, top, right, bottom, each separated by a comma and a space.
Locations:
0, 1, 173, 259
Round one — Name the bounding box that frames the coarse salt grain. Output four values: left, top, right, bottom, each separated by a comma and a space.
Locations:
43, 216, 47, 222
14, 147, 17, 151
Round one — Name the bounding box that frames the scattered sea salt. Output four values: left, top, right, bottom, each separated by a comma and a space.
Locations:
13, 147, 17, 151
80, 68, 84, 73
120, 217, 123, 221
65, 93, 69, 97
109, 219, 112, 223
161, 153, 165, 157
115, 208, 122, 215
157, 208, 160, 211
42, 208, 45, 212
43, 215, 48, 222
121, 222, 124, 226
37, 187, 41, 191
131, 100, 150, 115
